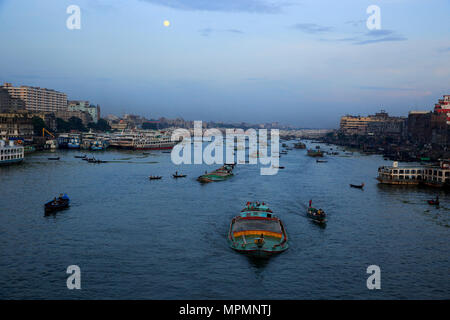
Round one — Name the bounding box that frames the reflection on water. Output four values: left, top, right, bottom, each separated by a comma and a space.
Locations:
0, 143, 449, 299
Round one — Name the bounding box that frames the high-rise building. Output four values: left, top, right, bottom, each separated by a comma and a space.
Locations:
433, 95, 450, 124
68, 100, 100, 123
0, 87, 26, 112
1, 82, 67, 113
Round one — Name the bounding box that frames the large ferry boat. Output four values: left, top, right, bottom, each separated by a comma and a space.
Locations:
134, 135, 176, 150
109, 131, 177, 150
0, 140, 24, 166
377, 161, 450, 187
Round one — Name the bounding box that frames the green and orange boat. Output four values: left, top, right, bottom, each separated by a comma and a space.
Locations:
228, 202, 289, 258
197, 164, 234, 183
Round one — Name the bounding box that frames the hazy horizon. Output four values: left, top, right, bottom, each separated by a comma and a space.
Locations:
1, 0, 449, 128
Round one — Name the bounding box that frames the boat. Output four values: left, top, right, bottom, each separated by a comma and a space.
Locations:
316, 159, 327, 163
350, 183, 365, 189
134, 135, 177, 150
74, 155, 87, 159
87, 158, 107, 163
228, 202, 289, 258
173, 172, 187, 178
91, 139, 109, 151
48, 157, 60, 160
197, 165, 234, 183
294, 142, 306, 149
307, 200, 327, 224
44, 194, 70, 214
0, 140, 24, 166
427, 196, 439, 205
307, 149, 324, 157
149, 176, 162, 180
68, 134, 81, 149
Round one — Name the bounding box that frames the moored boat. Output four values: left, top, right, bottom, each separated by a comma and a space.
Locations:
228, 202, 289, 258
149, 176, 162, 180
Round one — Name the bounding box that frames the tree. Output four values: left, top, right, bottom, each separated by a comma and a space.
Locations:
68, 117, 87, 132
87, 119, 111, 132
32, 116, 49, 136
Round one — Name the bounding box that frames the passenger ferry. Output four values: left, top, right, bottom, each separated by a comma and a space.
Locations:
377, 161, 450, 187
68, 134, 81, 149
377, 162, 423, 185
0, 140, 24, 166
109, 131, 177, 150
134, 135, 176, 150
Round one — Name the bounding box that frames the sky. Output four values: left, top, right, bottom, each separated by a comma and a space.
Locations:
0, 0, 449, 128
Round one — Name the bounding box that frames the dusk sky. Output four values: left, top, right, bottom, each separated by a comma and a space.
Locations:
1, 0, 449, 128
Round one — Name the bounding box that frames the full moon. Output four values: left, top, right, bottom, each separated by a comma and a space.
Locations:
163, 20, 170, 27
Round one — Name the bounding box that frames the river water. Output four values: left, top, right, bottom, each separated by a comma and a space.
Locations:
0, 141, 448, 299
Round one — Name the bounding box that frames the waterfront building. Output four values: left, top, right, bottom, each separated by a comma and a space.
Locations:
0, 112, 34, 141
0, 139, 24, 165
68, 100, 100, 123
340, 110, 406, 136
1, 82, 67, 113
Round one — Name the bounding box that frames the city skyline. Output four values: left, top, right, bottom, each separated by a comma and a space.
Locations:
0, 0, 449, 128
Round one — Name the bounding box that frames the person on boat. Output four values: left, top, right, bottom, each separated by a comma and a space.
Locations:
309, 199, 312, 208
255, 234, 265, 246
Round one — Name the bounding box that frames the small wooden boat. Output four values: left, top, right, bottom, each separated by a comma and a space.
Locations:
48, 157, 60, 160
74, 155, 87, 159
44, 194, 70, 214
316, 159, 327, 163
307, 201, 326, 224
173, 173, 187, 178
427, 196, 439, 205
272, 165, 285, 169
228, 202, 288, 258
350, 183, 365, 189
149, 176, 162, 180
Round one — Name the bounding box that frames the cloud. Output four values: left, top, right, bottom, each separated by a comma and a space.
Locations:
437, 46, 450, 53
140, 0, 286, 13
322, 29, 407, 45
199, 28, 244, 37
345, 19, 365, 27
358, 86, 416, 91
292, 23, 333, 34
